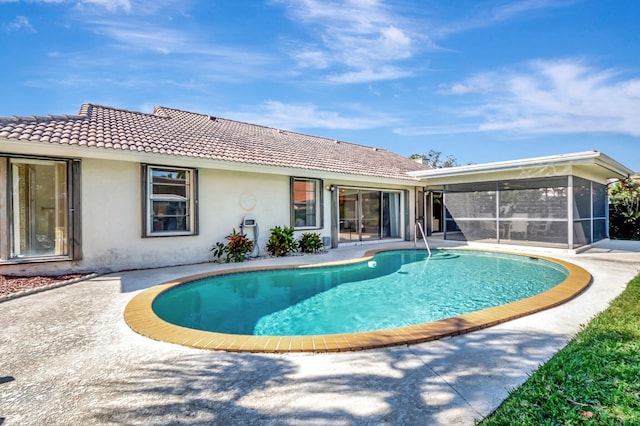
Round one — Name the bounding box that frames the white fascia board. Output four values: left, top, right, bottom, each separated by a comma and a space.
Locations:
408, 150, 634, 180
590, 152, 636, 177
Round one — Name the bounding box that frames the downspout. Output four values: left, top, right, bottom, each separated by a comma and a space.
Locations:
330, 186, 339, 249
568, 175, 574, 250
404, 190, 410, 241
495, 181, 500, 242
443, 191, 447, 241
590, 180, 594, 244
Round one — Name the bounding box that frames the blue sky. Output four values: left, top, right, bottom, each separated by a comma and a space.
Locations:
1, 0, 639, 172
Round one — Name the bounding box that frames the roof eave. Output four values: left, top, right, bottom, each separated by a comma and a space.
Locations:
408, 151, 634, 180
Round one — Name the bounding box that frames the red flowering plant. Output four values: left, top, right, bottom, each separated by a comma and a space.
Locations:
211, 229, 254, 263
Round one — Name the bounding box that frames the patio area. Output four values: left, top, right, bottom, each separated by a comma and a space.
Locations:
1, 240, 639, 425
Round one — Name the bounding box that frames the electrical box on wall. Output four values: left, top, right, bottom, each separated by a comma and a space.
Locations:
242, 214, 257, 227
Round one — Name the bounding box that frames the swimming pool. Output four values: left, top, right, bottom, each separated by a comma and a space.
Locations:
124, 248, 592, 353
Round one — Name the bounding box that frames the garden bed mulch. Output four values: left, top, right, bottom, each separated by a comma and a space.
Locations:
0, 273, 96, 301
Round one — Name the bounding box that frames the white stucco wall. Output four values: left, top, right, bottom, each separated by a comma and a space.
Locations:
78, 159, 309, 272
197, 168, 294, 257
0, 144, 419, 275
77, 162, 418, 273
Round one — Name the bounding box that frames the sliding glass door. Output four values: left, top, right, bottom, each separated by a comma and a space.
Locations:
338, 188, 401, 243
360, 190, 381, 241
10, 159, 69, 258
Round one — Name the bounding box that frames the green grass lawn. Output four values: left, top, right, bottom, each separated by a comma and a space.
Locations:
480, 272, 640, 425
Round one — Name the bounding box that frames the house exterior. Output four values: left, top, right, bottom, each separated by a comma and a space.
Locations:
0, 104, 430, 275
0, 104, 634, 276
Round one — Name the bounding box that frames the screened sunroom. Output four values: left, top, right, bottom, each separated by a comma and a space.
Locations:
411, 151, 633, 250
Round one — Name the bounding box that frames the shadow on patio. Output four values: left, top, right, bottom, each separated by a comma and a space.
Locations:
87, 328, 567, 425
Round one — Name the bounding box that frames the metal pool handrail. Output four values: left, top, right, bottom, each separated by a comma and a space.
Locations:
415, 221, 431, 256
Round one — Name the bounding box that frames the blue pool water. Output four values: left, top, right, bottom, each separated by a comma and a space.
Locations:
152, 250, 568, 336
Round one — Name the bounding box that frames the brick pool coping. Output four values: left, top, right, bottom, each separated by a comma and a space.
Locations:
123, 248, 592, 353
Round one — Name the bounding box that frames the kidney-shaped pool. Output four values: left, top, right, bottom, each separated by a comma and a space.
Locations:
124, 248, 591, 353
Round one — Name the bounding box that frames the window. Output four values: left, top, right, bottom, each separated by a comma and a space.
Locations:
142, 165, 197, 236
291, 178, 322, 229
1, 155, 80, 262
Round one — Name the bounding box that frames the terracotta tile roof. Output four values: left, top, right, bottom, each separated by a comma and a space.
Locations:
0, 104, 430, 181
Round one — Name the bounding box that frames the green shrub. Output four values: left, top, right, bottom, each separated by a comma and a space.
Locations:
211, 241, 227, 261
211, 229, 254, 263
266, 225, 298, 257
299, 232, 324, 253
609, 176, 640, 240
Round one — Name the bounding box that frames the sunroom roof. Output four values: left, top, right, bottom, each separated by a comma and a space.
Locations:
408, 151, 633, 181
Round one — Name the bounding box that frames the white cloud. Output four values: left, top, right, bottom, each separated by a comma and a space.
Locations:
275, 0, 572, 85
433, 0, 577, 38
327, 66, 412, 84
377, 26, 412, 60
406, 59, 640, 137
81, 0, 131, 13
294, 48, 330, 69
437, 74, 495, 95
14, 0, 276, 84
2, 0, 132, 12
394, 124, 481, 136
80, 19, 273, 74
226, 101, 399, 130
0, 0, 64, 3
87, 20, 188, 53
6, 0, 181, 14
276, 0, 420, 83
4, 15, 36, 32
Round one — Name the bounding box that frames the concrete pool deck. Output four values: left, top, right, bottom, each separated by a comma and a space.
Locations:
1, 239, 639, 425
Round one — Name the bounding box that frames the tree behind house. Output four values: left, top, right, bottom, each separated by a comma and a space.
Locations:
409, 149, 459, 168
